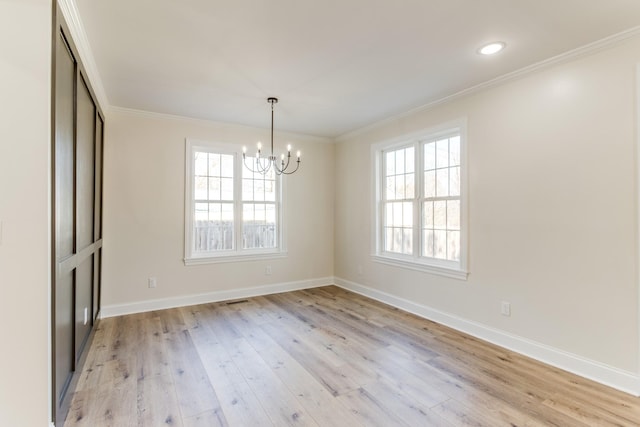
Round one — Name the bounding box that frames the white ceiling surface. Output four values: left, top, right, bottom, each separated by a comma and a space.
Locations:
75, 0, 640, 138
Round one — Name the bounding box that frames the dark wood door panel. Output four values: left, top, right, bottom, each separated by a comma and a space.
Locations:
75, 258, 93, 360
54, 35, 75, 261
54, 271, 74, 402
76, 76, 95, 251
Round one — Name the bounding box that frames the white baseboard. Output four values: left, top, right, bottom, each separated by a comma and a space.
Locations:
333, 277, 640, 396
100, 277, 333, 318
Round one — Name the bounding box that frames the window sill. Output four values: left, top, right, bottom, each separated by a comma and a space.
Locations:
185, 251, 287, 266
372, 254, 468, 280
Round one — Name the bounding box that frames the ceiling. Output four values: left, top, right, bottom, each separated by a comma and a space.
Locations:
74, 0, 640, 138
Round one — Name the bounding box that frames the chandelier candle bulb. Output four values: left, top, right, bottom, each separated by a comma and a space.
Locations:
287, 144, 292, 152
297, 151, 301, 160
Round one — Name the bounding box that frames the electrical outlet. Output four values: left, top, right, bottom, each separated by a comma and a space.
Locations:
265, 265, 272, 275
501, 301, 511, 317
148, 277, 157, 288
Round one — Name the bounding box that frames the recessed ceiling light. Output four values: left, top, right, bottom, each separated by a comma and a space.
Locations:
478, 42, 506, 55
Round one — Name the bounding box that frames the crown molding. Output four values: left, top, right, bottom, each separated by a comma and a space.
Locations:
336, 26, 640, 143
57, 0, 109, 110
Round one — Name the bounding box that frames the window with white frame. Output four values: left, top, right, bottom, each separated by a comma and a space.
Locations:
185, 139, 284, 264
374, 124, 467, 279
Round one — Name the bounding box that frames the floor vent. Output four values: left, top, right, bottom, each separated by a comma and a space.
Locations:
226, 299, 249, 305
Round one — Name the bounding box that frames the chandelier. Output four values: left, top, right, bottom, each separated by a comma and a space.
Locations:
243, 97, 301, 175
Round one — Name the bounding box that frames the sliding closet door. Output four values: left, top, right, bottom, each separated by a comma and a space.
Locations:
53, 32, 76, 405
75, 76, 95, 359
52, 7, 105, 424
93, 117, 103, 322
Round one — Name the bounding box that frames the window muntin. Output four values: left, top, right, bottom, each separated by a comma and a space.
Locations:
185, 140, 283, 264
375, 127, 466, 278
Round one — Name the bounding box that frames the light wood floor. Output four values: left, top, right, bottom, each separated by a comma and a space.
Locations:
64, 285, 640, 426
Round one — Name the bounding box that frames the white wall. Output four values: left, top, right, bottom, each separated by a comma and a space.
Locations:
102, 110, 334, 311
335, 37, 640, 378
0, 1, 51, 426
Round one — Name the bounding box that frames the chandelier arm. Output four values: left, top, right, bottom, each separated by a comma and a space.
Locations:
243, 153, 272, 174
279, 154, 292, 172
256, 156, 270, 173
242, 154, 260, 174
279, 159, 301, 175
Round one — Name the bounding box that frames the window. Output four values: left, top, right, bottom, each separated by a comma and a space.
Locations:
373, 123, 467, 279
185, 139, 285, 264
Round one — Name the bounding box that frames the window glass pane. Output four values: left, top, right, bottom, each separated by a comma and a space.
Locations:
436, 139, 449, 168
386, 176, 396, 200
395, 175, 405, 200
393, 203, 403, 227
209, 177, 221, 201
385, 203, 393, 227
221, 154, 234, 177
447, 231, 460, 261
221, 177, 233, 201
405, 146, 415, 174
243, 203, 255, 221
423, 230, 434, 257
395, 149, 405, 175
195, 177, 208, 200
386, 151, 395, 176
434, 230, 447, 259
447, 200, 460, 230
209, 154, 221, 177
449, 166, 460, 197
434, 201, 446, 229
221, 203, 234, 222
255, 203, 265, 221
265, 180, 276, 202
403, 229, 413, 255
436, 168, 449, 197
424, 170, 435, 198
402, 202, 413, 228
423, 201, 433, 228
450, 136, 460, 166
195, 152, 208, 176
405, 173, 415, 199
424, 142, 435, 170
195, 203, 208, 221
254, 179, 265, 202
266, 204, 276, 223
242, 179, 253, 201
393, 228, 402, 253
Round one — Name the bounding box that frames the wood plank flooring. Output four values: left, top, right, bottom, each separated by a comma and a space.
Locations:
64, 286, 640, 426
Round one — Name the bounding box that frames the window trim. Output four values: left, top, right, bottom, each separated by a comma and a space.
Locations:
184, 138, 286, 265
371, 119, 469, 280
